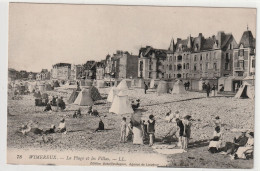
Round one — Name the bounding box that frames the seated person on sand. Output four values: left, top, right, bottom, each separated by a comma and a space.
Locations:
233, 132, 254, 160
43, 125, 56, 134
56, 118, 66, 133
208, 126, 223, 153
221, 130, 248, 155
89, 108, 100, 117
95, 118, 104, 132
88, 106, 93, 115
44, 102, 52, 112
57, 97, 66, 111
73, 108, 82, 118
50, 96, 57, 106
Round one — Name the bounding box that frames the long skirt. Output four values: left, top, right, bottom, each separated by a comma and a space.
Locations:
133, 126, 143, 145
236, 146, 253, 159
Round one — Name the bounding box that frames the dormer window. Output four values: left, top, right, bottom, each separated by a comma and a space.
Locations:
229, 44, 232, 49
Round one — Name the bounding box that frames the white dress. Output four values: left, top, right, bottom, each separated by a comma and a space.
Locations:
133, 126, 143, 145
236, 138, 254, 159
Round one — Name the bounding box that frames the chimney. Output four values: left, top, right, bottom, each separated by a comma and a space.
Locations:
217, 31, 225, 48
187, 35, 192, 48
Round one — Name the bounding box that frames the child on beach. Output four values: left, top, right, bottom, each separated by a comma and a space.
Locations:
147, 115, 155, 146
176, 118, 185, 151
120, 117, 127, 143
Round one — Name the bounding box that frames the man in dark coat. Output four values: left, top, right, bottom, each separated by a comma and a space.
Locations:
144, 82, 148, 94
206, 82, 211, 97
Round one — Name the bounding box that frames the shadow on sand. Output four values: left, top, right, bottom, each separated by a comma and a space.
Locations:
188, 139, 209, 149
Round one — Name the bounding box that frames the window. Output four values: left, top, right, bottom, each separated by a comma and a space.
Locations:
213, 63, 217, 71
148, 72, 151, 78
226, 53, 230, 62
214, 52, 216, 59
170, 56, 173, 61
183, 63, 186, 69
149, 64, 152, 70
186, 54, 189, 60
200, 64, 202, 70
206, 63, 209, 70
194, 64, 197, 71
169, 65, 172, 70
194, 55, 197, 61
186, 63, 189, 69
206, 54, 208, 60
252, 59, 255, 68
239, 49, 244, 56
178, 55, 182, 61
225, 63, 230, 70
200, 55, 203, 60
174, 56, 176, 60
239, 61, 244, 68
229, 44, 232, 49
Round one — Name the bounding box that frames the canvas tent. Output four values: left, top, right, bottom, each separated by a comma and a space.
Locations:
74, 88, 94, 106
68, 89, 79, 104
117, 79, 129, 90
53, 81, 60, 87
235, 82, 255, 99
89, 86, 102, 101
38, 84, 45, 92
109, 90, 134, 114
33, 91, 41, 98
107, 86, 120, 103
157, 80, 168, 94
172, 80, 186, 94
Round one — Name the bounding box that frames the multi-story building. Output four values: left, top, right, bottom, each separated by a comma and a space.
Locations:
96, 60, 106, 80
70, 64, 83, 80
138, 46, 167, 79
233, 30, 256, 77
36, 69, 51, 81
165, 31, 237, 80
28, 72, 37, 80
51, 63, 71, 80
105, 50, 138, 79
83, 61, 96, 79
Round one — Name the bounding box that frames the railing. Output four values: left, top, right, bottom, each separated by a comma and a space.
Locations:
234, 67, 244, 71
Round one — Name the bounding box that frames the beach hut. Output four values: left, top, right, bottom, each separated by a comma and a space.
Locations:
109, 90, 134, 115
74, 88, 94, 106
172, 80, 186, 94
235, 82, 254, 99
157, 80, 168, 94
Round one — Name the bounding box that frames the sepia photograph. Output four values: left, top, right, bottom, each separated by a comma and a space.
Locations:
6, 2, 256, 169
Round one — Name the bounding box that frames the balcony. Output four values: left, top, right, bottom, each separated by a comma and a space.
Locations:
234, 67, 244, 71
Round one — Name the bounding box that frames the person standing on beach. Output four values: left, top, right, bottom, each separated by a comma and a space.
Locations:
120, 117, 127, 143
147, 115, 155, 146
206, 82, 211, 98
176, 118, 185, 151
144, 82, 148, 94
183, 115, 192, 150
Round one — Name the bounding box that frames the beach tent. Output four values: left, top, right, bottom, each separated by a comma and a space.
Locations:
157, 80, 168, 94
235, 82, 255, 99
45, 83, 53, 91
150, 79, 155, 89
109, 90, 134, 114
89, 86, 102, 101
74, 88, 94, 106
33, 91, 41, 98
68, 89, 79, 104
172, 80, 186, 94
53, 81, 60, 87
117, 79, 129, 90
107, 86, 120, 103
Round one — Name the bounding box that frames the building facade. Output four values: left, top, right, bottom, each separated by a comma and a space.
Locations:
70, 64, 83, 80
51, 63, 71, 80
36, 69, 51, 81
233, 30, 256, 77
138, 46, 167, 79
96, 60, 106, 80
165, 31, 237, 80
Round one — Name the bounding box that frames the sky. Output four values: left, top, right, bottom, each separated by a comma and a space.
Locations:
8, 3, 256, 72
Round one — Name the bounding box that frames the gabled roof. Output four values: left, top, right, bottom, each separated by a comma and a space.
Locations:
238, 30, 255, 48
201, 37, 215, 50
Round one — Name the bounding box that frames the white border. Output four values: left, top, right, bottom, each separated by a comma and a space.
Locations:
0, 0, 259, 171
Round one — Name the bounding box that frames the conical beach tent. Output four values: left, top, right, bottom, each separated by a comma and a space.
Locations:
117, 79, 129, 90
109, 90, 134, 114
53, 80, 60, 87
157, 80, 168, 94
68, 89, 79, 104
74, 88, 94, 106
89, 86, 102, 101
107, 86, 120, 103
235, 83, 255, 99
172, 80, 186, 94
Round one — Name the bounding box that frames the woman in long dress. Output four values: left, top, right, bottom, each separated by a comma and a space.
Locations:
132, 120, 144, 145
235, 132, 254, 159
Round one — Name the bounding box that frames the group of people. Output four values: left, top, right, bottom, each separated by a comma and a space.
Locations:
120, 114, 156, 146
203, 82, 217, 97
208, 116, 254, 160
43, 95, 66, 112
